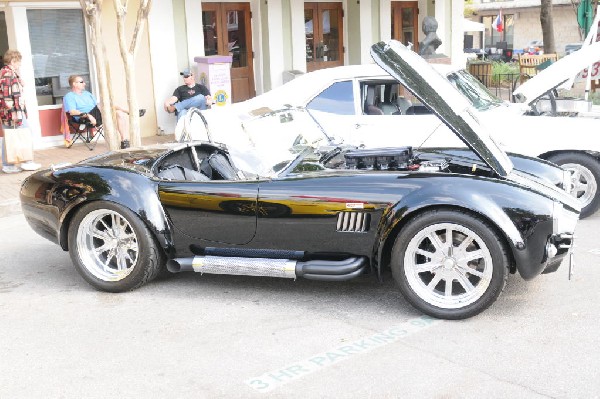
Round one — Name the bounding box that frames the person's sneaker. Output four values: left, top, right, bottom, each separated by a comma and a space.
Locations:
20, 161, 41, 171
120, 140, 130, 149
2, 165, 22, 173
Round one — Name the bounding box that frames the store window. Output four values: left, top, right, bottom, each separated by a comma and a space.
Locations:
27, 9, 91, 106
305, 2, 344, 72
482, 14, 514, 50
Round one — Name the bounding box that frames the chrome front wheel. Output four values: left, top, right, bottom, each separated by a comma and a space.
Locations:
548, 153, 600, 219
403, 222, 494, 310
392, 209, 508, 319
563, 162, 597, 211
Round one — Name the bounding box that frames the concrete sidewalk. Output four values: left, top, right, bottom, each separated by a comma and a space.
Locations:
0, 134, 175, 218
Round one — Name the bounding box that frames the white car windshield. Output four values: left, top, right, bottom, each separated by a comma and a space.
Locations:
446, 70, 504, 111
224, 108, 332, 178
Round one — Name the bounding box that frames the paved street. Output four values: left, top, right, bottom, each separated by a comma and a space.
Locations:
0, 209, 599, 398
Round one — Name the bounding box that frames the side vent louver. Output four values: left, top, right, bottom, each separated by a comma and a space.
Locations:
336, 212, 370, 232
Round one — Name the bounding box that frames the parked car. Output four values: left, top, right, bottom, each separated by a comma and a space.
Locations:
188, 41, 600, 218
21, 41, 580, 320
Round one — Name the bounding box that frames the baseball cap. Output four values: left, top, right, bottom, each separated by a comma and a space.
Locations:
180, 68, 192, 77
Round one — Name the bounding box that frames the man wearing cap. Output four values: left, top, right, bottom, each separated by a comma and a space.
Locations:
164, 68, 212, 120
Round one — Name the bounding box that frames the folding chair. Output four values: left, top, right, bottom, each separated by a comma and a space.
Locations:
66, 112, 105, 150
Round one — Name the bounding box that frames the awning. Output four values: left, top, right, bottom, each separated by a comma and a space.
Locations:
463, 19, 485, 32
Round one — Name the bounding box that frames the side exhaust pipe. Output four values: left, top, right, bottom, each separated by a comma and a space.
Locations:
167, 255, 367, 281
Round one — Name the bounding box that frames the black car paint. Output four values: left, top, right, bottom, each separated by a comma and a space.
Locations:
21, 144, 567, 282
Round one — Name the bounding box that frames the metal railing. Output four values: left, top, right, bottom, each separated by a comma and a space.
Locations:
472, 73, 521, 103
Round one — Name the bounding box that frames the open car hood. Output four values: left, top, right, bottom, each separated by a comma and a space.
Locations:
370, 41, 513, 177
513, 41, 600, 105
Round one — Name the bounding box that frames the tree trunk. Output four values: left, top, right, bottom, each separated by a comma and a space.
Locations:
540, 0, 556, 54
80, 0, 119, 150
114, 0, 152, 147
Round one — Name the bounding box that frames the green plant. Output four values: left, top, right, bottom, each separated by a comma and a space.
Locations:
491, 61, 519, 85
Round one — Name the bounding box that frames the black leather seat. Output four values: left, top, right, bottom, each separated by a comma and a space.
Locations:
364, 86, 384, 115
378, 84, 401, 115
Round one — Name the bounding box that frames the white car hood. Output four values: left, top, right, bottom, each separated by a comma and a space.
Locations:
371, 40, 513, 177
513, 41, 600, 105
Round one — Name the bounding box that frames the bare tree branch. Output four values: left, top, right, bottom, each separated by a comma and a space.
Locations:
113, 0, 153, 146
79, 0, 119, 150
130, 0, 152, 55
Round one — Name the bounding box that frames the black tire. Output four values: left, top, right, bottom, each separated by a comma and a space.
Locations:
68, 201, 165, 292
391, 209, 509, 320
547, 152, 600, 219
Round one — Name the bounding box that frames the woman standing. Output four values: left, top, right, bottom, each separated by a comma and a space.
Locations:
0, 49, 40, 173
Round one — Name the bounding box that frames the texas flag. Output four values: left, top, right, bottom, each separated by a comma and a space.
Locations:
493, 9, 504, 32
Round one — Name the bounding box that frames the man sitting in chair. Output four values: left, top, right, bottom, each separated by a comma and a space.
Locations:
63, 75, 132, 149
164, 68, 212, 121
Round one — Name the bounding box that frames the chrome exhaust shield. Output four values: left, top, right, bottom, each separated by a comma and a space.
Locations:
167, 256, 297, 278
167, 255, 368, 281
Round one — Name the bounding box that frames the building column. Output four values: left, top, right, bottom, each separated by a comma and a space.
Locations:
266, 0, 285, 89
290, 0, 306, 72
451, 0, 465, 67
434, 0, 449, 56
4, 6, 42, 147
185, 0, 204, 68
148, 1, 179, 133
380, 0, 392, 43
359, 0, 373, 64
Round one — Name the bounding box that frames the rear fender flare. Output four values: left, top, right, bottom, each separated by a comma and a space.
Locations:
58, 171, 174, 256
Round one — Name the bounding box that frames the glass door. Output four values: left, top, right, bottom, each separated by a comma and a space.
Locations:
391, 1, 419, 53
305, 2, 344, 72
202, 2, 255, 102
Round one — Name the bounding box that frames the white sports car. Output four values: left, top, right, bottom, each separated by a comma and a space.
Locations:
180, 42, 600, 217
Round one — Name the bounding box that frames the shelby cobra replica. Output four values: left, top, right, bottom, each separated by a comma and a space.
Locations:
187, 41, 600, 219
20, 41, 581, 319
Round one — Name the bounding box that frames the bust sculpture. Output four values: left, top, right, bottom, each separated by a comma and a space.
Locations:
419, 16, 442, 56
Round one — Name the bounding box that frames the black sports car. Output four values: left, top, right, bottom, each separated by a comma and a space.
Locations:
20, 41, 581, 319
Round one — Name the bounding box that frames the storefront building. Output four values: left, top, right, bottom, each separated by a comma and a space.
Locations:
1, 0, 465, 149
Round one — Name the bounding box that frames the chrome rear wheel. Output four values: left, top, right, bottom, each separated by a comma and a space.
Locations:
69, 201, 164, 292
76, 209, 139, 282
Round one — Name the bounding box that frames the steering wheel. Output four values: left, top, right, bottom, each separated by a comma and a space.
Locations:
319, 146, 342, 165
275, 147, 314, 178
179, 107, 212, 142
